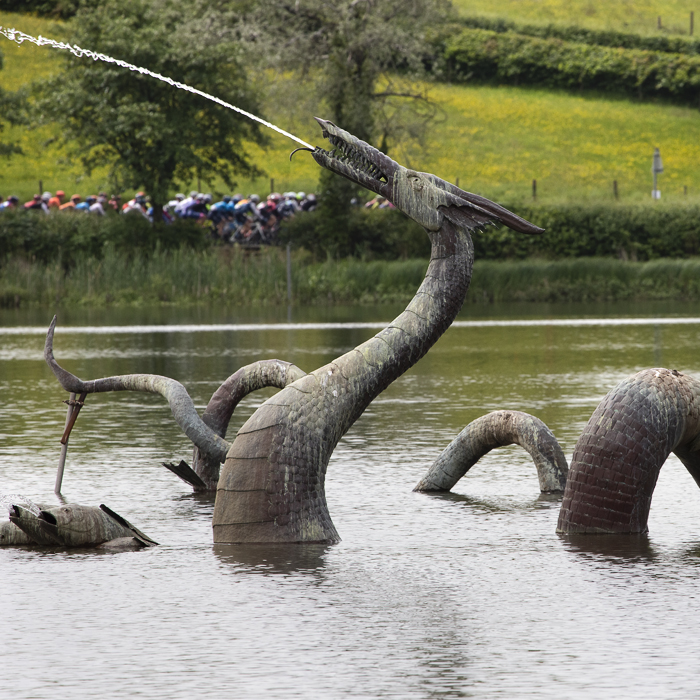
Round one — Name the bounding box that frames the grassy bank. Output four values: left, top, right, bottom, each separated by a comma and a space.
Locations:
4, 248, 700, 307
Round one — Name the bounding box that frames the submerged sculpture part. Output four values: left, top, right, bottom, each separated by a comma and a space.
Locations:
414, 410, 568, 494
3, 503, 157, 549
212, 118, 543, 544
557, 368, 700, 534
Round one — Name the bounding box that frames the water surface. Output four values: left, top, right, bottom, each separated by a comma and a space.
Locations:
2, 302, 700, 698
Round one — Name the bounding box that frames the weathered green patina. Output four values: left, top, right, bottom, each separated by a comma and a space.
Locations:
212, 118, 542, 543
414, 410, 569, 494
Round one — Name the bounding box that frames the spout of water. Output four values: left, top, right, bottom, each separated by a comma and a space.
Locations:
0, 26, 315, 150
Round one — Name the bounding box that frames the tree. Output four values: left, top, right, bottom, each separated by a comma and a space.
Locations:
36, 0, 266, 221
237, 0, 452, 220
0, 48, 26, 160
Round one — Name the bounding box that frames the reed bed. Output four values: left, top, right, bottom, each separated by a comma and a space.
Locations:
3, 248, 700, 308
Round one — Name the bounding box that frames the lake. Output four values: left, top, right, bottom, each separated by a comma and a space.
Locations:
2, 300, 700, 699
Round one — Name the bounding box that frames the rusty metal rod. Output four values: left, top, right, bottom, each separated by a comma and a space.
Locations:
55, 392, 76, 494
60, 391, 87, 444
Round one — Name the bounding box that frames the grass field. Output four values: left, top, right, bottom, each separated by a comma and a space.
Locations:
3, 9, 700, 205
452, 0, 700, 36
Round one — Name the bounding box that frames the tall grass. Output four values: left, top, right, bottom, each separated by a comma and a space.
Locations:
471, 257, 700, 302
4, 249, 700, 307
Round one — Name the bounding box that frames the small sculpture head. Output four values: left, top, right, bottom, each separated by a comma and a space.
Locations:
311, 118, 543, 235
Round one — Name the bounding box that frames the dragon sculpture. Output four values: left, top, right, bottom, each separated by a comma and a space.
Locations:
39, 117, 542, 545
35, 119, 694, 543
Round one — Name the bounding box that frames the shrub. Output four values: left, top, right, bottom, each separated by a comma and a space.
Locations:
0, 209, 210, 270
444, 28, 700, 105
280, 207, 431, 260
473, 203, 700, 261
458, 16, 700, 56
282, 201, 700, 263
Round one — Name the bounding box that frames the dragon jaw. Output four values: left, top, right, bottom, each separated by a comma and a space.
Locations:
311, 117, 543, 235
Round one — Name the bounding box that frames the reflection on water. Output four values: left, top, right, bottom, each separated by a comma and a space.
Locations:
2, 302, 700, 698
214, 543, 332, 574
561, 533, 658, 562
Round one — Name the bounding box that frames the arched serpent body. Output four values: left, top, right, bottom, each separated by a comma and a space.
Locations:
414, 410, 568, 494
557, 368, 700, 534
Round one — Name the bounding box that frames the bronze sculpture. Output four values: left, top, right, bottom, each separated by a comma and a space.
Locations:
41, 117, 542, 544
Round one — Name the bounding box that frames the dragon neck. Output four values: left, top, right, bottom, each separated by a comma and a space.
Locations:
326, 217, 473, 435
213, 218, 474, 543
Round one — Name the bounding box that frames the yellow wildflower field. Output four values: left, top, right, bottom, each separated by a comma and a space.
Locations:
453, 0, 700, 36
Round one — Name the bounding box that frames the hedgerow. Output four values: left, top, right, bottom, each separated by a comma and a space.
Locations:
458, 16, 700, 56
282, 203, 700, 262
0, 210, 210, 270
444, 28, 700, 105
474, 203, 700, 261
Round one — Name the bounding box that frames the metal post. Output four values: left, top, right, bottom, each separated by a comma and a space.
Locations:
691, 11, 695, 36
39, 179, 43, 195
286, 243, 292, 303
652, 147, 663, 199
55, 392, 75, 494
532, 179, 537, 200
270, 178, 275, 194
613, 180, 618, 200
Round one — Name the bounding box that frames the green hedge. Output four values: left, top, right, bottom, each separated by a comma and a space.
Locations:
474, 203, 700, 261
0, 209, 210, 270
444, 28, 700, 104
458, 16, 700, 56
281, 207, 431, 260
286, 203, 700, 262
3, 203, 700, 268
281, 203, 700, 262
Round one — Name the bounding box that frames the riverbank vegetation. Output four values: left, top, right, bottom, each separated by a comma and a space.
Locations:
4, 247, 700, 308
5, 202, 700, 266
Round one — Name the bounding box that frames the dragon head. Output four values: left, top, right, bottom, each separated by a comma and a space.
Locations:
311, 117, 543, 235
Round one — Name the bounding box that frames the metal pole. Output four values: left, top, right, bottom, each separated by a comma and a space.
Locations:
532, 179, 537, 200
55, 392, 75, 494
286, 243, 292, 303
691, 11, 694, 36
613, 180, 618, 200
270, 178, 275, 194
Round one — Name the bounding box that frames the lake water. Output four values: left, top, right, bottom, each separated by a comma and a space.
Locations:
2, 300, 700, 699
